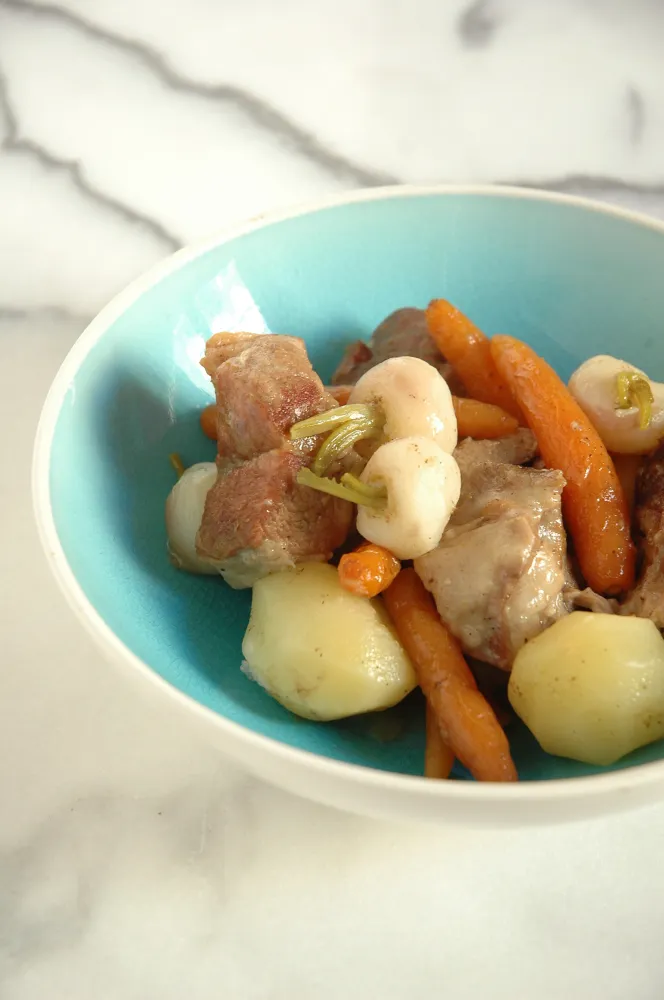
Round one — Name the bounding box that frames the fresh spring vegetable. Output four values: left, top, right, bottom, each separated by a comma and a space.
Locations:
338, 542, 401, 598
425, 705, 455, 779
348, 355, 458, 454
290, 403, 382, 477
165, 461, 221, 575
290, 357, 459, 507
452, 396, 519, 439
508, 612, 664, 766
383, 569, 517, 782
425, 299, 523, 420
294, 354, 460, 462
241, 563, 417, 721
491, 335, 635, 595
568, 355, 664, 455
205, 391, 516, 444
290, 358, 462, 560
355, 437, 461, 560
612, 452, 641, 517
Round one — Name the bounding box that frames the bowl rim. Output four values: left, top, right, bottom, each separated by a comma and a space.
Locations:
32, 182, 664, 805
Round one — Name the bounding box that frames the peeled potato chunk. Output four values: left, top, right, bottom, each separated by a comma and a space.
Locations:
242, 563, 417, 721
508, 612, 664, 766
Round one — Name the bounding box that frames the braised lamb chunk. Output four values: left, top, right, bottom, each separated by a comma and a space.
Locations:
453, 428, 539, 470
196, 333, 353, 588
200, 332, 263, 376
621, 445, 664, 626
204, 334, 339, 461
197, 449, 351, 589
415, 455, 567, 670
331, 308, 465, 393
565, 587, 617, 615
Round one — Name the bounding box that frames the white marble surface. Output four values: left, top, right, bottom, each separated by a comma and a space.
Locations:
4, 1, 664, 996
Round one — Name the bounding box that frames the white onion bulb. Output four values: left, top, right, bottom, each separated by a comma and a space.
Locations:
356, 436, 461, 560
349, 356, 458, 454
165, 462, 222, 575
568, 354, 664, 455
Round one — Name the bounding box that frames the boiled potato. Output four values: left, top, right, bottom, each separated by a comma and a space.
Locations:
242, 563, 416, 721
508, 612, 664, 766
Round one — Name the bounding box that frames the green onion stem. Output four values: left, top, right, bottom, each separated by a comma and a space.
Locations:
615, 371, 654, 430
297, 468, 387, 509
312, 418, 380, 476
290, 404, 379, 441
340, 472, 387, 500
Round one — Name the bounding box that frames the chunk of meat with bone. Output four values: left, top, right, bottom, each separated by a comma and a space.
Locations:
331, 308, 465, 394
620, 445, 664, 626
196, 333, 352, 588
415, 457, 567, 670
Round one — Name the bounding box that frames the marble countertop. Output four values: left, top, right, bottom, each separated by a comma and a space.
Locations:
3, 1, 664, 997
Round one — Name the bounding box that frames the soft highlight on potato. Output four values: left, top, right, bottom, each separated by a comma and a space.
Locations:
242, 563, 417, 721
508, 612, 664, 766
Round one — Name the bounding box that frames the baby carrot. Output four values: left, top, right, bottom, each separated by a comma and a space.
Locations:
611, 453, 640, 520
425, 299, 522, 420
200, 404, 217, 440
338, 542, 401, 598
425, 705, 455, 779
452, 396, 519, 439
384, 569, 517, 782
491, 335, 635, 595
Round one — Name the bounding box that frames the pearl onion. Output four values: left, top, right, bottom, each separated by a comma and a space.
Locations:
165, 462, 222, 575
568, 355, 664, 455
349, 356, 457, 454
356, 437, 461, 560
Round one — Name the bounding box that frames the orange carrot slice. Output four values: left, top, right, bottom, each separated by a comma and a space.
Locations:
452, 396, 519, 439
611, 453, 640, 520
424, 705, 455, 779
491, 334, 635, 595
384, 569, 517, 782
338, 542, 401, 599
425, 299, 522, 419
200, 404, 217, 441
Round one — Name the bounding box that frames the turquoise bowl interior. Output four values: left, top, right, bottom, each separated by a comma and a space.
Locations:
45, 189, 664, 781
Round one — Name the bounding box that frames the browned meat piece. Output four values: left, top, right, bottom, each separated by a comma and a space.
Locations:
204, 334, 337, 461
565, 587, 618, 614
621, 445, 664, 625
196, 333, 353, 587
453, 428, 539, 470
331, 308, 465, 393
197, 450, 351, 588
332, 340, 373, 384
415, 460, 567, 670
200, 332, 263, 376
